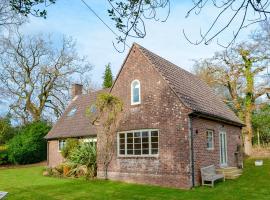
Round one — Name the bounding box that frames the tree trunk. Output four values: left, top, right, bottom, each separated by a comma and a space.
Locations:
33, 114, 41, 122
257, 129, 260, 147
104, 164, 108, 180
244, 106, 253, 156
241, 50, 254, 156
244, 135, 252, 156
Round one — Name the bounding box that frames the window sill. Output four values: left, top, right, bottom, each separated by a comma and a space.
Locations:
117, 155, 159, 159
206, 148, 214, 151
131, 102, 141, 106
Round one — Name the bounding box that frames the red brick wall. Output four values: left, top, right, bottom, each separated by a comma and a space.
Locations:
192, 118, 243, 185
48, 140, 64, 167
97, 45, 193, 189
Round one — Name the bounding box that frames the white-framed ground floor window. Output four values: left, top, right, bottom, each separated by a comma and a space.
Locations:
80, 137, 97, 144
117, 129, 159, 156
58, 139, 66, 151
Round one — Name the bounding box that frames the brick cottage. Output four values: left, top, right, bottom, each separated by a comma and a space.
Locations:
45, 43, 244, 189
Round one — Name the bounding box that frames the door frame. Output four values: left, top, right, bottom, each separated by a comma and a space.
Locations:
219, 131, 228, 167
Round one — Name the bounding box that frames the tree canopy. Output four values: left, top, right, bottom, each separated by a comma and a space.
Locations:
252, 104, 270, 145
102, 63, 114, 89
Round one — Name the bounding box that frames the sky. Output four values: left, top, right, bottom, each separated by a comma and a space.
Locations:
0, 0, 261, 116
20, 0, 259, 87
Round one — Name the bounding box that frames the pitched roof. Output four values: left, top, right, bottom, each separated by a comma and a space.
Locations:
136, 43, 243, 126
45, 89, 109, 140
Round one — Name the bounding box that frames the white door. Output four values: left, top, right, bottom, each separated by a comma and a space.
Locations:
219, 131, 228, 167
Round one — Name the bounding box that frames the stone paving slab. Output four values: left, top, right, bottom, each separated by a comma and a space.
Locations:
0, 192, 8, 199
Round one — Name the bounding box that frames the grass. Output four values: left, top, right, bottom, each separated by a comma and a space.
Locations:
0, 159, 269, 200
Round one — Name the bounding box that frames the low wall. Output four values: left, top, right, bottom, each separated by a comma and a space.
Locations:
250, 147, 270, 158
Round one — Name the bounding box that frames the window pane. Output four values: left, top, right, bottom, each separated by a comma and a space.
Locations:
151, 137, 158, 142
207, 131, 213, 149
120, 144, 125, 149
59, 140, 66, 150
134, 138, 141, 143
127, 138, 133, 143
120, 150, 125, 155
151, 149, 158, 154
142, 149, 149, 154
142, 131, 148, 137
127, 149, 133, 155
127, 132, 133, 143
151, 143, 158, 149
134, 132, 141, 137
127, 132, 133, 137
119, 133, 125, 139
127, 144, 133, 149
151, 131, 158, 137
134, 143, 141, 149
134, 149, 141, 155
142, 143, 149, 148
67, 107, 77, 117
142, 137, 148, 143
120, 138, 125, 144
133, 88, 139, 102
132, 81, 140, 104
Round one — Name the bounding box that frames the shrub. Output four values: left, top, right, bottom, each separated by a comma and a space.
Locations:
61, 138, 79, 159
0, 146, 9, 165
0, 115, 16, 145
7, 121, 51, 164
67, 142, 97, 178
43, 167, 53, 176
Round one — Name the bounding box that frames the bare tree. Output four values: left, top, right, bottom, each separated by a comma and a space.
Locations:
0, 32, 92, 123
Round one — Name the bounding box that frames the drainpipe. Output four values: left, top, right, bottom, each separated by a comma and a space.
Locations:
47, 141, 49, 166
189, 116, 195, 188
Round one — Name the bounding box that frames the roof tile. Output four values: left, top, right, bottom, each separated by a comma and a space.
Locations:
45, 89, 109, 139
137, 44, 243, 125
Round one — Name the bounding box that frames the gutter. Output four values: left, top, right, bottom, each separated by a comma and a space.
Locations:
189, 111, 245, 127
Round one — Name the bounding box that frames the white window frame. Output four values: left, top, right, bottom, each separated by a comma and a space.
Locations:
131, 79, 141, 105
117, 129, 159, 157
81, 137, 97, 143
206, 130, 214, 150
58, 139, 66, 151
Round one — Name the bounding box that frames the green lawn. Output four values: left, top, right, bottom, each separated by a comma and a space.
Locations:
0, 159, 269, 200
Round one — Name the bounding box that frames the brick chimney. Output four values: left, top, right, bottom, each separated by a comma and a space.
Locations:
71, 84, 83, 98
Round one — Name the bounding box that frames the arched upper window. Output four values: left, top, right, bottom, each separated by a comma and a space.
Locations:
131, 80, 141, 105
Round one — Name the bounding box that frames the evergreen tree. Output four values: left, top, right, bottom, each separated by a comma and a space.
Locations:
102, 63, 113, 88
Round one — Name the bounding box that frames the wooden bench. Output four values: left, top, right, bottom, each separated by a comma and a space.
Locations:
0, 192, 8, 199
201, 165, 225, 187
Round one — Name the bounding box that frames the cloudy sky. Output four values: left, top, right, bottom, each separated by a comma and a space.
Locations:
19, 0, 260, 87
